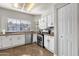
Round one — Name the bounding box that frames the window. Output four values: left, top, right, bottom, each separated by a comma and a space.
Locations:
7, 18, 31, 32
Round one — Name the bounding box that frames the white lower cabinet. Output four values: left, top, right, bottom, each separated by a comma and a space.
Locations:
0, 36, 2, 49
12, 35, 19, 47
49, 36, 54, 53
44, 35, 48, 49
17, 35, 25, 45
0, 35, 25, 50
1, 36, 12, 49
33, 34, 37, 43
44, 35, 54, 53
12, 35, 25, 47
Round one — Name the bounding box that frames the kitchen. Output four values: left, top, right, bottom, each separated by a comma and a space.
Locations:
0, 3, 79, 56
0, 3, 55, 56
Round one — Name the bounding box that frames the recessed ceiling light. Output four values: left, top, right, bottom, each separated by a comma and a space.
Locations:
14, 3, 19, 8
27, 3, 35, 11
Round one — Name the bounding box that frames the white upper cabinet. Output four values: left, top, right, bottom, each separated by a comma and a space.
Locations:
47, 14, 54, 27
38, 8, 54, 29
43, 17, 47, 29
47, 15, 51, 27
39, 17, 46, 29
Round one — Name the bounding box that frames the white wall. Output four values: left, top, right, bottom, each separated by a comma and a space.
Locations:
0, 7, 36, 32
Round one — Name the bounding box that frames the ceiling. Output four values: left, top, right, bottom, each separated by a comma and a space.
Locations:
0, 3, 55, 15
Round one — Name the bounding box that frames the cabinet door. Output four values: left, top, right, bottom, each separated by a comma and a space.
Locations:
12, 35, 25, 46
0, 37, 2, 49
12, 35, 19, 46
48, 15, 51, 27
44, 35, 48, 49
17, 35, 25, 45
39, 18, 43, 29
39, 17, 47, 29
2, 36, 12, 49
48, 14, 54, 27
33, 34, 37, 43
49, 36, 54, 53
43, 17, 47, 29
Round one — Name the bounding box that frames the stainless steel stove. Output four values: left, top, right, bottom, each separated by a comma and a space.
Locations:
37, 33, 44, 48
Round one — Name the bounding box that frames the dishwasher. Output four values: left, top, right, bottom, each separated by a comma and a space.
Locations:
25, 33, 32, 44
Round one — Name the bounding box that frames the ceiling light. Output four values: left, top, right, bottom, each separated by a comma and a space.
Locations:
14, 3, 19, 8
27, 3, 35, 11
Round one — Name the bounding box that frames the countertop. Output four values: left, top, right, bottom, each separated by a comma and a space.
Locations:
0, 31, 37, 36
0, 31, 54, 37
37, 32, 54, 36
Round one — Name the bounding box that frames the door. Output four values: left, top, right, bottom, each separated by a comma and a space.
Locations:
57, 4, 78, 56
58, 7, 64, 56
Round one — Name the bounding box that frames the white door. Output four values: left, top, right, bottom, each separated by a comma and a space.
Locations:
58, 7, 64, 56
58, 4, 77, 56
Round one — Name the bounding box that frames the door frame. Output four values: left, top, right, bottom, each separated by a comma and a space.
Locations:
54, 3, 70, 56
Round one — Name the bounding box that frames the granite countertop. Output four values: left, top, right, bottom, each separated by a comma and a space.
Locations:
0, 31, 37, 36
0, 31, 54, 36
42, 32, 54, 36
